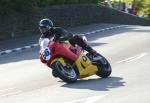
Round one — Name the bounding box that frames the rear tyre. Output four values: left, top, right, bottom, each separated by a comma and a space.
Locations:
51, 61, 77, 83
96, 54, 112, 78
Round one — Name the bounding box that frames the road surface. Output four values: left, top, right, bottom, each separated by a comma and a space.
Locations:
0, 24, 150, 103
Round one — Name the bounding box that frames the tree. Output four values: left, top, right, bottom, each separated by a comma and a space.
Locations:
111, 0, 150, 18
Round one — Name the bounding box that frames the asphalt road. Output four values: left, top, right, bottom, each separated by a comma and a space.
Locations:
0, 25, 150, 103
0, 23, 119, 51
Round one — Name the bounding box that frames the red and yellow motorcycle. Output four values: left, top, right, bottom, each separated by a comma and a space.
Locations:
40, 38, 112, 83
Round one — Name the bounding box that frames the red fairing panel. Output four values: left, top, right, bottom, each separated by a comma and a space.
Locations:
48, 41, 82, 65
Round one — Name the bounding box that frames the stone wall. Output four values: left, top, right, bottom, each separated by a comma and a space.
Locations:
0, 4, 103, 40
0, 4, 149, 40
100, 6, 150, 26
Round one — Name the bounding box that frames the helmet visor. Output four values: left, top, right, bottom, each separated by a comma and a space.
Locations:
39, 26, 49, 33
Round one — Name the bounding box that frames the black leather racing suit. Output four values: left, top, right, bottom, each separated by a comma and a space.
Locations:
39, 27, 94, 53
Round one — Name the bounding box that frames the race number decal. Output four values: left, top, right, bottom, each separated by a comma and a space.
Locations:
80, 56, 88, 69
42, 48, 51, 61
82, 56, 87, 62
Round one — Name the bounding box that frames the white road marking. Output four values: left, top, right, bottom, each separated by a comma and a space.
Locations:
0, 90, 22, 97
5, 50, 12, 53
0, 87, 23, 97
15, 48, 22, 51
0, 88, 14, 92
24, 46, 31, 49
126, 53, 148, 62
66, 94, 107, 103
117, 52, 148, 63
0, 25, 125, 56
32, 44, 39, 46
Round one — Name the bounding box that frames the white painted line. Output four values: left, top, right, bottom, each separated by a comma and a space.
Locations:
24, 46, 31, 49
117, 52, 148, 63
126, 53, 148, 62
0, 87, 23, 97
110, 27, 114, 29
96, 30, 101, 32
106, 28, 109, 30
91, 31, 96, 33
0, 88, 14, 92
32, 44, 39, 46
66, 94, 107, 103
117, 55, 140, 63
101, 29, 105, 31
85, 32, 91, 35
15, 48, 22, 51
0, 90, 22, 97
0, 25, 125, 56
5, 50, 12, 53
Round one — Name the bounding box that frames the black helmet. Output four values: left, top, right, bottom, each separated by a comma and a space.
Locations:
39, 18, 53, 34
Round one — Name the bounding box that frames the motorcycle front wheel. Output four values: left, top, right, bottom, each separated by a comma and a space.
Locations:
95, 54, 112, 78
51, 61, 77, 83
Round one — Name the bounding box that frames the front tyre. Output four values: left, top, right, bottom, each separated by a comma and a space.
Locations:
96, 54, 112, 78
51, 61, 77, 83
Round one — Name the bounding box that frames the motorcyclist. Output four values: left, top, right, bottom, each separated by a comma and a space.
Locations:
39, 18, 97, 63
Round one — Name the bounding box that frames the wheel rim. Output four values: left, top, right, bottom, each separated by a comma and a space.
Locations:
56, 62, 76, 79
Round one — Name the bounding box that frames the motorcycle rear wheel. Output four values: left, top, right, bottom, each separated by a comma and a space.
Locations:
51, 61, 77, 83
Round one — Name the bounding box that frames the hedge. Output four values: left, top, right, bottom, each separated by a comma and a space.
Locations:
0, 0, 102, 15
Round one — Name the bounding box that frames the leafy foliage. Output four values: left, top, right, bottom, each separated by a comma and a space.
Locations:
112, 0, 150, 18
0, 0, 37, 14
136, 0, 150, 18
0, 0, 101, 15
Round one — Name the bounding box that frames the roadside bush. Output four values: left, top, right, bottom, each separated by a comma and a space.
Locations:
65, 0, 79, 4
0, 0, 37, 14
0, 0, 100, 15
79, 0, 99, 4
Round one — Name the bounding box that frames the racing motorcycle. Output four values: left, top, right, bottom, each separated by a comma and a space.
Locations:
40, 37, 112, 83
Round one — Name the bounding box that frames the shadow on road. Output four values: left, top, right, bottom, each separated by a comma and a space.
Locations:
61, 76, 125, 91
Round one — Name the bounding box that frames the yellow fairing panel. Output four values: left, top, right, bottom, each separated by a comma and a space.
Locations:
51, 58, 66, 66
75, 53, 98, 78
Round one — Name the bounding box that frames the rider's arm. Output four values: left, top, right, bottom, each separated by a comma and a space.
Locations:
39, 38, 50, 48
39, 38, 51, 64
53, 27, 73, 41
